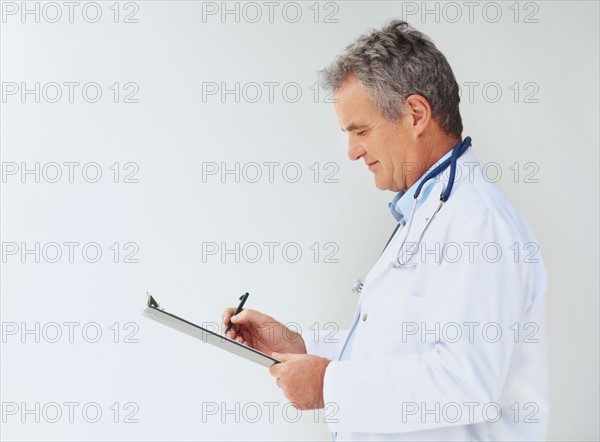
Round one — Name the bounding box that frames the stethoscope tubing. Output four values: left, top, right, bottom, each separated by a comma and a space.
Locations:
392, 137, 472, 268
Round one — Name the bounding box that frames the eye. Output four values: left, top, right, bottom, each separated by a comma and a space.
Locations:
356, 129, 367, 136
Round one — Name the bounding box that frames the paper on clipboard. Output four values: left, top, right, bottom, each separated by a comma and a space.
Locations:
142, 293, 280, 367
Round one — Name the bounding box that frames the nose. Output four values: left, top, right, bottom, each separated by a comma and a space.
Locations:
347, 136, 366, 161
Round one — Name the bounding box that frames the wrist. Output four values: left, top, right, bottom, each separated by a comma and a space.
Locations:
292, 334, 307, 354
317, 357, 331, 408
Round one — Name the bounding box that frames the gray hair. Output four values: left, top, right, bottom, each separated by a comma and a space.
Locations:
319, 20, 463, 137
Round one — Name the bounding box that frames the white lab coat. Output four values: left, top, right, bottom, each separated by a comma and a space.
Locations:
305, 150, 548, 441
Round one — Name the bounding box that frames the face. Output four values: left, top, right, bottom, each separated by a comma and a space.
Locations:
333, 76, 416, 192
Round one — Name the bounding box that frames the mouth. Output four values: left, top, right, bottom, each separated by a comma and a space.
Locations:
367, 161, 379, 171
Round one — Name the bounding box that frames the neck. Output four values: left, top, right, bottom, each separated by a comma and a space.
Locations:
405, 131, 461, 190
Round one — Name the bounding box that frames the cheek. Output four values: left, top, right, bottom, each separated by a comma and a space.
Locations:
379, 144, 397, 171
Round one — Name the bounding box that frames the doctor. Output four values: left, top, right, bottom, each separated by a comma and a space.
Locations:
222, 20, 548, 440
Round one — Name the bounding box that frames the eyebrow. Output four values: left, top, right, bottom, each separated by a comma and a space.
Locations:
341, 123, 367, 133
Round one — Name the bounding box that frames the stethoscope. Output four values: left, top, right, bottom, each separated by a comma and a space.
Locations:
342, 138, 472, 366
392, 136, 472, 268
353, 137, 472, 294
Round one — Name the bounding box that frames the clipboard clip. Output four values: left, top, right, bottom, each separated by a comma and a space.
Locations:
146, 292, 163, 310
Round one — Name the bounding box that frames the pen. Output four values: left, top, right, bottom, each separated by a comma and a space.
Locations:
225, 292, 249, 334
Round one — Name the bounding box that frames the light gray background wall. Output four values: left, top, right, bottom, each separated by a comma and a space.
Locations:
1, 1, 598, 440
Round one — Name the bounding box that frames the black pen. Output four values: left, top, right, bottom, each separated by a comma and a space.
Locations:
225, 292, 249, 334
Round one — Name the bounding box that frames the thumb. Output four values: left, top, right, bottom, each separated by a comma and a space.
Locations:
230, 309, 247, 323
231, 308, 257, 324
271, 352, 290, 362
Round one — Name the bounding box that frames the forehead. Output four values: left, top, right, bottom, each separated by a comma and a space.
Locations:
333, 77, 380, 125
334, 77, 374, 109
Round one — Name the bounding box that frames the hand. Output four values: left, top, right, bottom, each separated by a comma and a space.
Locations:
221, 308, 307, 356
269, 352, 331, 410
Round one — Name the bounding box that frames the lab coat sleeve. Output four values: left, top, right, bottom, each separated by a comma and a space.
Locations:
302, 328, 349, 361
322, 211, 545, 434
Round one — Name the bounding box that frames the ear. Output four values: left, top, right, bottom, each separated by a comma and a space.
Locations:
403, 94, 432, 137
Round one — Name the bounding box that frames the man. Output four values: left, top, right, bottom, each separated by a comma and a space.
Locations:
222, 20, 548, 440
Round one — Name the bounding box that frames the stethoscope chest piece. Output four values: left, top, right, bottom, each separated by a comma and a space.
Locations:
352, 279, 364, 295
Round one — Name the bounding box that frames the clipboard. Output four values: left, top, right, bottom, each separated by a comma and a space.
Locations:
142, 293, 280, 367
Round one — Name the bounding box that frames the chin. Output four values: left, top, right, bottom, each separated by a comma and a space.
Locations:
373, 177, 391, 191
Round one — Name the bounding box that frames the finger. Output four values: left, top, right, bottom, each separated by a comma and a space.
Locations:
221, 307, 235, 322
271, 352, 289, 362
237, 328, 255, 345
225, 323, 239, 340
221, 307, 236, 327
231, 308, 274, 326
269, 363, 281, 378
229, 308, 256, 325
